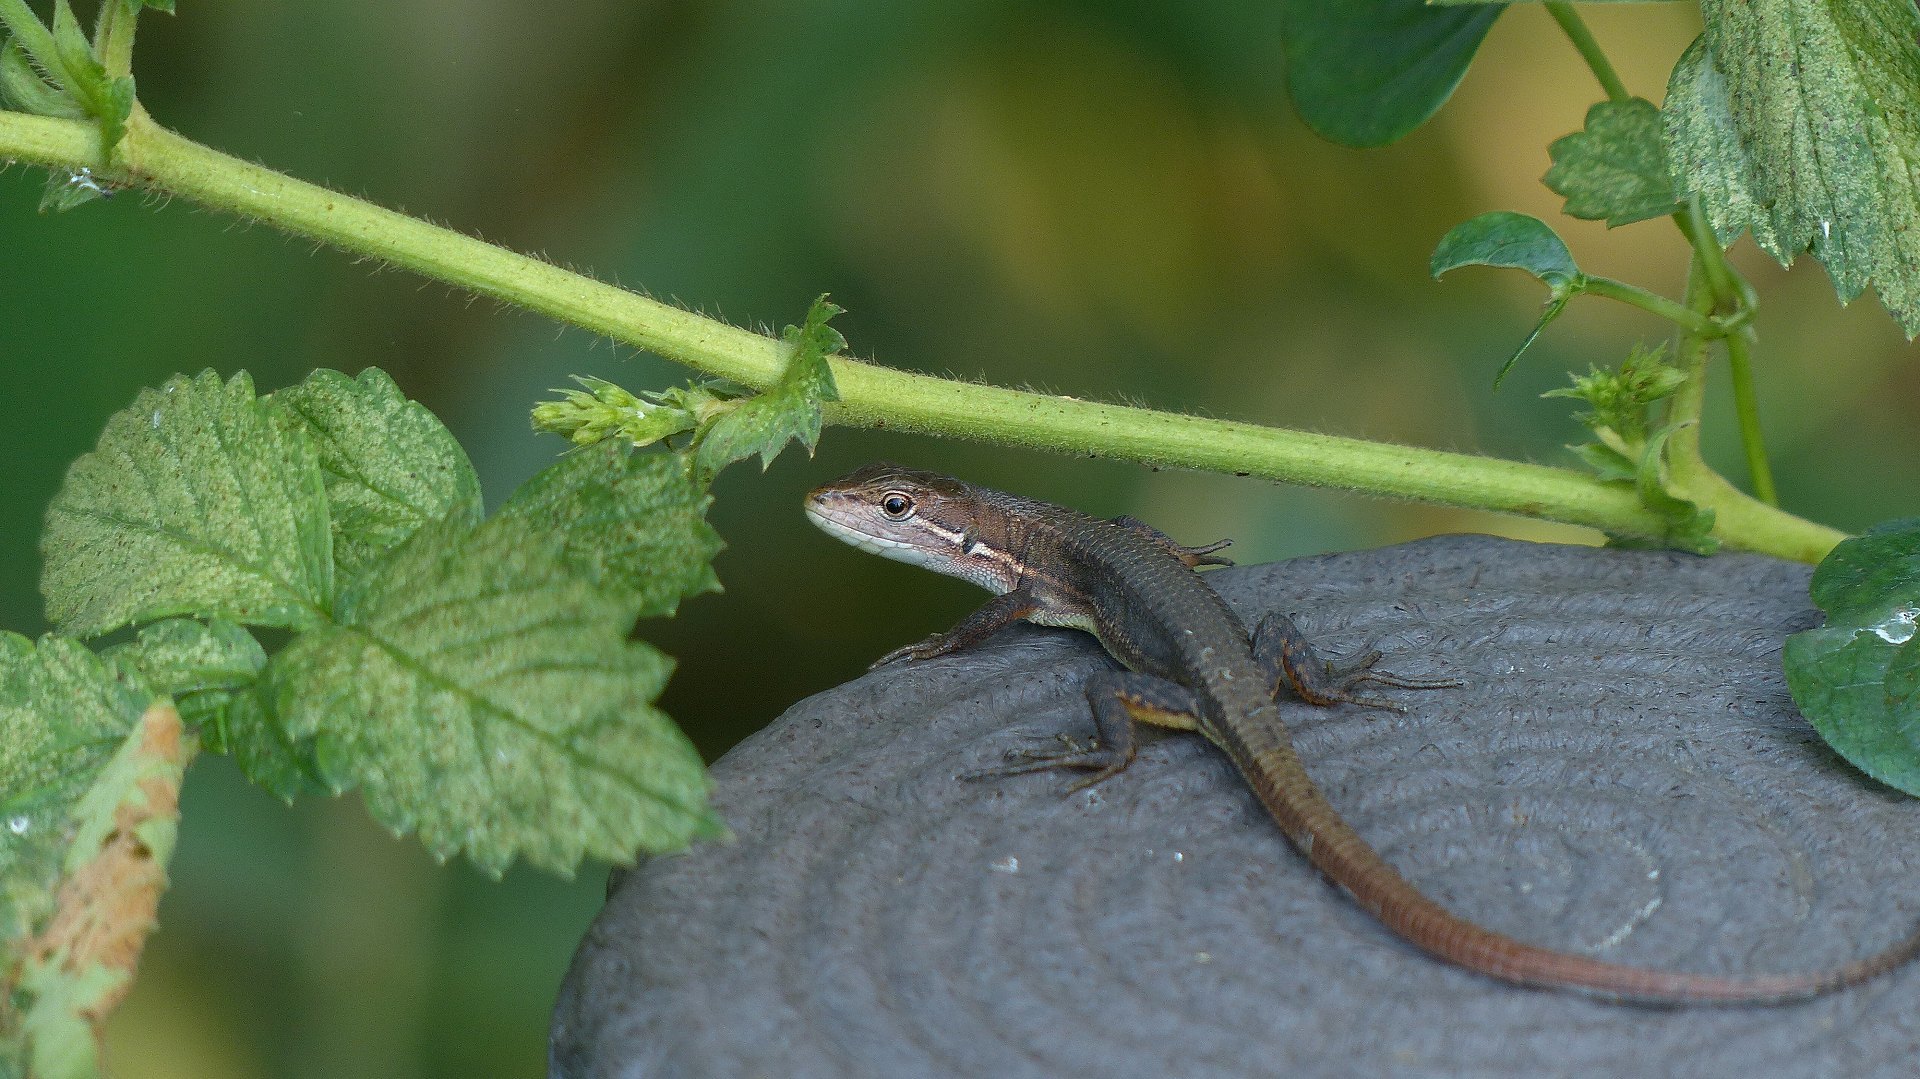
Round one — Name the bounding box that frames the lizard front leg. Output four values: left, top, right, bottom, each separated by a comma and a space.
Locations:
870, 589, 1039, 668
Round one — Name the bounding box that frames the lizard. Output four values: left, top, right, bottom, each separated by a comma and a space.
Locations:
803, 462, 1920, 1005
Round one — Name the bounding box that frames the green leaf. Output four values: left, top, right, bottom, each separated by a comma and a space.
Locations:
101, 618, 266, 735
265, 512, 722, 877
0, 635, 146, 947
1432, 212, 1582, 382
268, 368, 483, 580
1665, 1, 1920, 336
491, 443, 722, 619
13, 702, 184, 1079
218, 687, 321, 803
1544, 98, 1679, 227
693, 296, 843, 477
1785, 519, 1920, 794
42, 370, 335, 638
1431, 211, 1579, 285
0, 40, 82, 117
1282, 0, 1504, 148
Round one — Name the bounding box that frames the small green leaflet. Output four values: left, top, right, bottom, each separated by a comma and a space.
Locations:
1785, 520, 1920, 795
264, 508, 723, 877
1665, 0, 1920, 337
101, 618, 267, 745
42, 370, 335, 638
489, 443, 722, 620
10, 702, 184, 1079
269, 368, 484, 580
1545, 99, 1680, 227
1282, 0, 1504, 148
1431, 212, 1578, 384
692, 296, 843, 477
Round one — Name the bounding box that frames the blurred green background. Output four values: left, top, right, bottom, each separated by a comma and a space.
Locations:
2, 2, 1915, 1076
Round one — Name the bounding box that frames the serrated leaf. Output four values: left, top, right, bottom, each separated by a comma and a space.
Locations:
1785, 519, 1920, 794
269, 368, 482, 580
1282, 0, 1504, 148
1665, 1, 1920, 336
101, 618, 266, 738
1545, 98, 1679, 227
265, 513, 722, 877
42, 370, 335, 638
492, 443, 722, 619
218, 686, 321, 803
13, 702, 184, 1079
1431, 211, 1579, 285
694, 296, 843, 476
0, 635, 146, 947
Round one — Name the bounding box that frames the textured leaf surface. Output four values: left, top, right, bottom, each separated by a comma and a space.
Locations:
0, 633, 151, 996
1665, 0, 1920, 336
694, 297, 842, 476
12, 703, 184, 1079
1431, 211, 1578, 285
42, 371, 334, 638
491, 444, 722, 619
1545, 98, 1679, 227
1283, 0, 1503, 148
269, 369, 483, 579
266, 512, 721, 877
101, 618, 266, 740
1786, 519, 1920, 794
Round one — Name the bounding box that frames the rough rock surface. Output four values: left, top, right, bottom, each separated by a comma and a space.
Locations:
553, 536, 1920, 1078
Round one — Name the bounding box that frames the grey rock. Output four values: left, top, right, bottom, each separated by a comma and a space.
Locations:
553, 536, 1920, 1078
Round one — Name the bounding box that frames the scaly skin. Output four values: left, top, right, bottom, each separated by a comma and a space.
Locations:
805, 463, 1920, 1004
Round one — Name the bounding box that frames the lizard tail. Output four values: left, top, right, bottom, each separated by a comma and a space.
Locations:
1212, 713, 1920, 1006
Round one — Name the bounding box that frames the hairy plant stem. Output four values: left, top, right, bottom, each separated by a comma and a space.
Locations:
0, 108, 1846, 560
1544, 3, 1629, 105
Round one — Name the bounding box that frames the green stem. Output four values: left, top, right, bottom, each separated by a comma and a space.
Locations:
1545, 3, 1630, 104
1664, 256, 1717, 475
1723, 329, 1778, 505
1674, 199, 1743, 312
93, 1, 139, 80
1578, 274, 1721, 338
0, 109, 1846, 561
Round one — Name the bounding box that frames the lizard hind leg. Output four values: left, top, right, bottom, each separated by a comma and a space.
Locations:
1253, 611, 1460, 712
1109, 515, 1234, 568
967, 671, 1201, 793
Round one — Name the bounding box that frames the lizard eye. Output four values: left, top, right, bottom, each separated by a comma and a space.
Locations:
879, 492, 915, 520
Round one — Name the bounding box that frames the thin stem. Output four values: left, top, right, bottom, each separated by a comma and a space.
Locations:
1723, 329, 1778, 504
1545, 3, 1630, 104
1663, 255, 1718, 478
0, 109, 1847, 562
1578, 274, 1722, 338
1674, 199, 1742, 311
93, 1, 139, 80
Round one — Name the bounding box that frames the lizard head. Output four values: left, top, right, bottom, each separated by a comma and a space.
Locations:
804, 463, 1017, 593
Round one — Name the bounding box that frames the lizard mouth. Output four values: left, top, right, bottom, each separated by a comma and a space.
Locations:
804, 494, 957, 573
